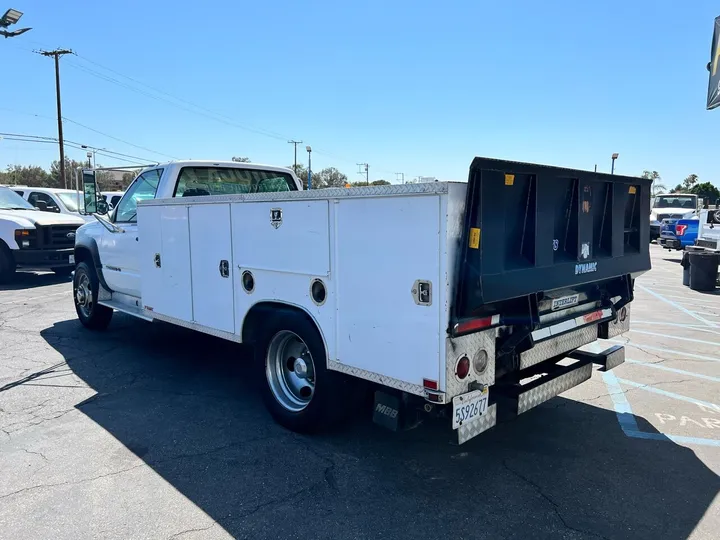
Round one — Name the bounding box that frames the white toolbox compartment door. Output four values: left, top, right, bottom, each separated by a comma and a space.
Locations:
158, 205, 192, 321
189, 203, 234, 333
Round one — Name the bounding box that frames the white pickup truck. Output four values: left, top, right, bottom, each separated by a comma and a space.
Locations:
0, 186, 85, 282
73, 158, 652, 443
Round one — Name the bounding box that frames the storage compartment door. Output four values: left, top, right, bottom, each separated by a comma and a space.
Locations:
189, 204, 234, 333
138, 205, 164, 312
158, 205, 192, 321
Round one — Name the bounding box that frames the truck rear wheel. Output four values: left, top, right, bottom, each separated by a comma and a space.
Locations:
73, 262, 113, 330
256, 313, 349, 433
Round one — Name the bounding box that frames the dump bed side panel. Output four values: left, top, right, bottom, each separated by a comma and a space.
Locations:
455, 158, 651, 319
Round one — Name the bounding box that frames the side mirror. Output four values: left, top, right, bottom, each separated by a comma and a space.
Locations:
96, 199, 109, 215
34, 200, 48, 211
81, 169, 99, 214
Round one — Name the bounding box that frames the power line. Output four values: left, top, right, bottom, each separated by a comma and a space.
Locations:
61, 117, 179, 160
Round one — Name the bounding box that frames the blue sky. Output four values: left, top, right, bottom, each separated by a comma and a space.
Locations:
0, 1, 718, 187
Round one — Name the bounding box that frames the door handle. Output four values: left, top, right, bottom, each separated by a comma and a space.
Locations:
219, 259, 229, 278
154, 253, 162, 268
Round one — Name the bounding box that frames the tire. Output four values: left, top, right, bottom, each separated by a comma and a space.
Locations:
0, 243, 16, 284
255, 312, 352, 433
51, 266, 74, 277
73, 261, 113, 330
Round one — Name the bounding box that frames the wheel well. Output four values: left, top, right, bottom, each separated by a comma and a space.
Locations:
242, 301, 322, 346
74, 245, 93, 265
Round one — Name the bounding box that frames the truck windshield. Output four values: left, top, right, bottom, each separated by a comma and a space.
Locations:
174, 167, 297, 197
653, 195, 696, 210
0, 187, 36, 210
56, 192, 81, 212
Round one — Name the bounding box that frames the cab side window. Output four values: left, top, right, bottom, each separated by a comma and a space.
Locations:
28, 192, 60, 212
114, 169, 163, 223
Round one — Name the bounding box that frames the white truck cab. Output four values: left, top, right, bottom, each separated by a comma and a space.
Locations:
9, 186, 94, 223
0, 186, 85, 282
649, 193, 701, 241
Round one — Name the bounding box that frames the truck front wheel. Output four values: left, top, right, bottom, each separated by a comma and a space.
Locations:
73, 262, 113, 330
0, 243, 16, 284
256, 314, 350, 433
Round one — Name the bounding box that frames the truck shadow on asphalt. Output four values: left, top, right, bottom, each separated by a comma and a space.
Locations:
0, 272, 71, 291
41, 316, 719, 540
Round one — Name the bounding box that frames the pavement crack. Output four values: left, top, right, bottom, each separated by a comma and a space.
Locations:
168, 523, 216, 539
0, 462, 147, 501
502, 459, 610, 540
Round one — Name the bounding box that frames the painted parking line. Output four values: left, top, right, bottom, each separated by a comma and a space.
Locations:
636, 284, 719, 328
632, 320, 720, 336
609, 340, 720, 363
614, 377, 719, 409
626, 359, 720, 383
629, 329, 720, 347
601, 371, 720, 447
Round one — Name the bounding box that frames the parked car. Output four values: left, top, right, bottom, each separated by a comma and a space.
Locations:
10, 186, 94, 222
0, 186, 84, 282
101, 191, 125, 210
659, 216, 699, 251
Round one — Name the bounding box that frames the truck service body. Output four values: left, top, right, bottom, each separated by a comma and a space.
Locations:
73, 158, 651, 444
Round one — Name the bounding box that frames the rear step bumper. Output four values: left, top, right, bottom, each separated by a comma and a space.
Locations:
456, 344, 625, 444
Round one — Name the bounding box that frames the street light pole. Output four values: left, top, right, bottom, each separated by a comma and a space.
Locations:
611, 153, 619, 175
288, 140, 302, 173
306, 145, 312, 190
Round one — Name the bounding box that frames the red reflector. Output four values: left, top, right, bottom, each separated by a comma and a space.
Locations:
423, 378, 438, 390
676, 224, 688, 236
456, 315, 495, 334
427, 393, 441, 403
583, 310, 603, 324
456, 356, 470, 379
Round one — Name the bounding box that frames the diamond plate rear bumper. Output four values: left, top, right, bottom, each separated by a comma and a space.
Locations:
457, 404, 497, 444
517, 362, 592, 414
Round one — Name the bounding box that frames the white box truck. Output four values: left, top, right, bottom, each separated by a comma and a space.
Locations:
72, 158, 651, 444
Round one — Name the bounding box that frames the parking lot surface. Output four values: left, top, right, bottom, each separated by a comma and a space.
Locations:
1, 245, 719, 540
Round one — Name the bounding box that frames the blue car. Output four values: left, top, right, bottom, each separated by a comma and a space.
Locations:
659, 217, 699, 250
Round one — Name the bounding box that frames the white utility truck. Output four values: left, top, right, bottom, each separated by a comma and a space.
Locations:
649, 193, 701, 241
72, 158, 651, 444
0, 186, 85, 282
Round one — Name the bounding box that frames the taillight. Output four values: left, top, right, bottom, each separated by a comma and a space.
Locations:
456, 356, 470, 379
676, 224, 688, 236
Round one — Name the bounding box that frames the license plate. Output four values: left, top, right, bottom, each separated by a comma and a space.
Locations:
68, 254, 75, 264
452, 387, 489, 430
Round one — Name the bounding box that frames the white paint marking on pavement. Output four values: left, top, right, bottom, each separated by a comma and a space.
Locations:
626, 359, 720, 383
636, 284, 719, 328
632, 321, 720, 336
609, 340, 720, 363
629, 329, 720, 347
615, 377, 720, 409
2, 290, 71, 305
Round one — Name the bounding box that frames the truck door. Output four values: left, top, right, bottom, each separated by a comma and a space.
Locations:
99, 169, 163, 297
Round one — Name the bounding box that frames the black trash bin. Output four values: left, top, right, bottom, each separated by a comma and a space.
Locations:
688, 251, 720, 291
681, 252, 691, 286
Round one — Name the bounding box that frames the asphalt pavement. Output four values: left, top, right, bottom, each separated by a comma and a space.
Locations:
1, 245, 718, 540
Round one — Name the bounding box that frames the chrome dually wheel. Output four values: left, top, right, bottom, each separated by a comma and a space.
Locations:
265, 330, 316, 412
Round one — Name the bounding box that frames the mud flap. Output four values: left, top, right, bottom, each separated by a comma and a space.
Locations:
372, 390, 402, 431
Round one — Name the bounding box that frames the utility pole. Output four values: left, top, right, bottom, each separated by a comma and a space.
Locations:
288, 140, 303, 172
38, 49, 73, 188
357, 163, 369, 186
395, 172, 405, 184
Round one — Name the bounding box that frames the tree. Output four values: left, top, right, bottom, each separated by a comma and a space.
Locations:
0, 165, 51, 187
689, 182, 720, 206
642, 170, 666, 196
682, 174, 699, 190
50, 159, 87, 188
121, 171, 138, 188
371, 179, 390, 186
232, 156, 250, 163
671, 184, 684, 193
316, 167, 348, 188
